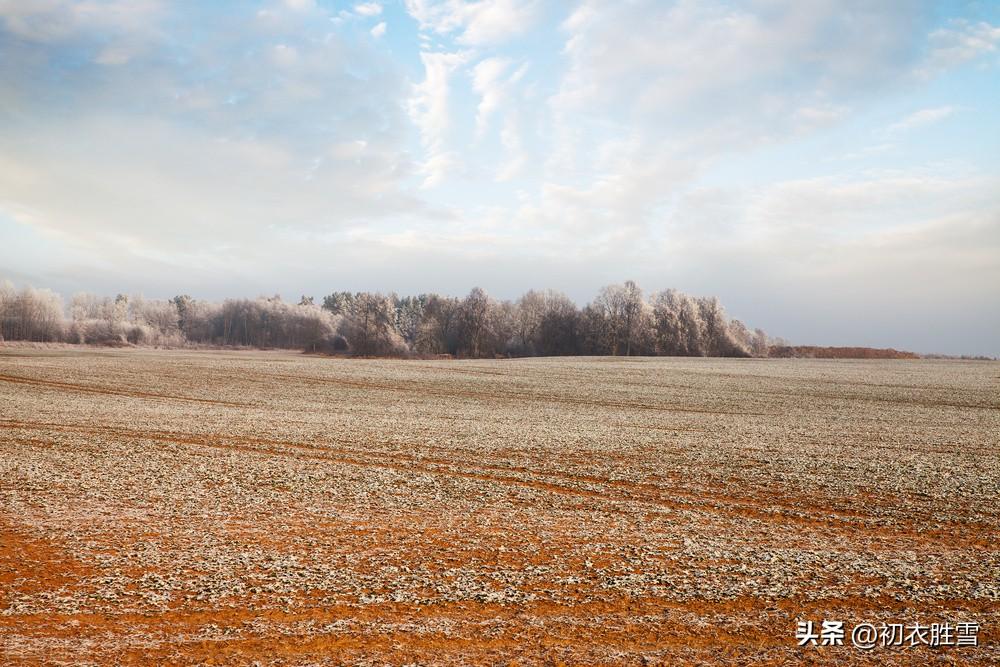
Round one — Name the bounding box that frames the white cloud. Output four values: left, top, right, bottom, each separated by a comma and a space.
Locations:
471, 57, 510, 135
329, 139, 369, 160
0, 0, 163, 42
553, 1, 930, 124
416, 152, 464, 188
742, 172, 998, 240
460, 0, 535, 45
0, 0, 432, 285
469, 57, 532, 178
0, 117, 423, 260
408, 50, 469, 187
495, 112, 526, 181
0, 0, 163, 71
923, 20, 1000, 73
354, 2, 382, 17
403, 0, 461, 35
513, 135, 697, 247
94, 43, 136, 66
793, 105, 852, 132
271, 43, 299, 67
531, 1, 982, 263
887, 106, 955, 134
404, 0, 537, 46
370, 21, 386, 38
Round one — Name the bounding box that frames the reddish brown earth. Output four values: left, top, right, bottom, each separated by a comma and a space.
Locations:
1, 348, 997, 665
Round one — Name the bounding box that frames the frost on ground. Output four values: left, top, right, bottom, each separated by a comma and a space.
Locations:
0, 348, 998, 665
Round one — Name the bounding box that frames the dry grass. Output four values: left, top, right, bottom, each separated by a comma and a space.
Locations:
1, 347, 998, 665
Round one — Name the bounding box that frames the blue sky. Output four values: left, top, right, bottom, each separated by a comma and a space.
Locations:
0, 0, 998, 355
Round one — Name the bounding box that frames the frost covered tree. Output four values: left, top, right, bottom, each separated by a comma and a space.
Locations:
0, 282, 64, 342
394, 295, 426, 346
592, 281, 644, 355
340, 292, 402, 356
414, 294, 461, 355
0, 278, 769, 357
321, 291, 354, 316
457, 287, 493, 357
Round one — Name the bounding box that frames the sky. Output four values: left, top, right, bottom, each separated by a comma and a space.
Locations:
0, 1, 998, 356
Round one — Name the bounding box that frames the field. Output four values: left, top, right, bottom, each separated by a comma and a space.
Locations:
1, 348, 998, 665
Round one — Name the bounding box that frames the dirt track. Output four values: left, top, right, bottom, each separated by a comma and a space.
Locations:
1, 348, 998, 665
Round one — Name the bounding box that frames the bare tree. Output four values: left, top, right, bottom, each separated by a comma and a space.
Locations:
0, 282, 64, 342
751, 328, 770, 358
592, 281, 644, 355
537, 291, 580, 355
414, 294, 461, 355
457, 287, 493, 358
515, 289, 546, 354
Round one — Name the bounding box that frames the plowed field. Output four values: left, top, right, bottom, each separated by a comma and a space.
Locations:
1, 348, 998, 665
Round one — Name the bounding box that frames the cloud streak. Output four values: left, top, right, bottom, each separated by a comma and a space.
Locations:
888, 106, 956, 133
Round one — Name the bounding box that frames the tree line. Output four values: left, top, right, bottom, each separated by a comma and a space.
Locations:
0, 280, 775, 357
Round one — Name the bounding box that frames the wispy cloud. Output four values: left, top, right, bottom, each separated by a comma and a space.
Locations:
471, 57, 510, 136
921, 19, 1000, 75
887, 106, 956, 134
408, 50, 469, 187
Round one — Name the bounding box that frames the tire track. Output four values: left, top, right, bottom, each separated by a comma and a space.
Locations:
3, 419, 993, 549
257, 372, 772, 417
0, 373, 248, 407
